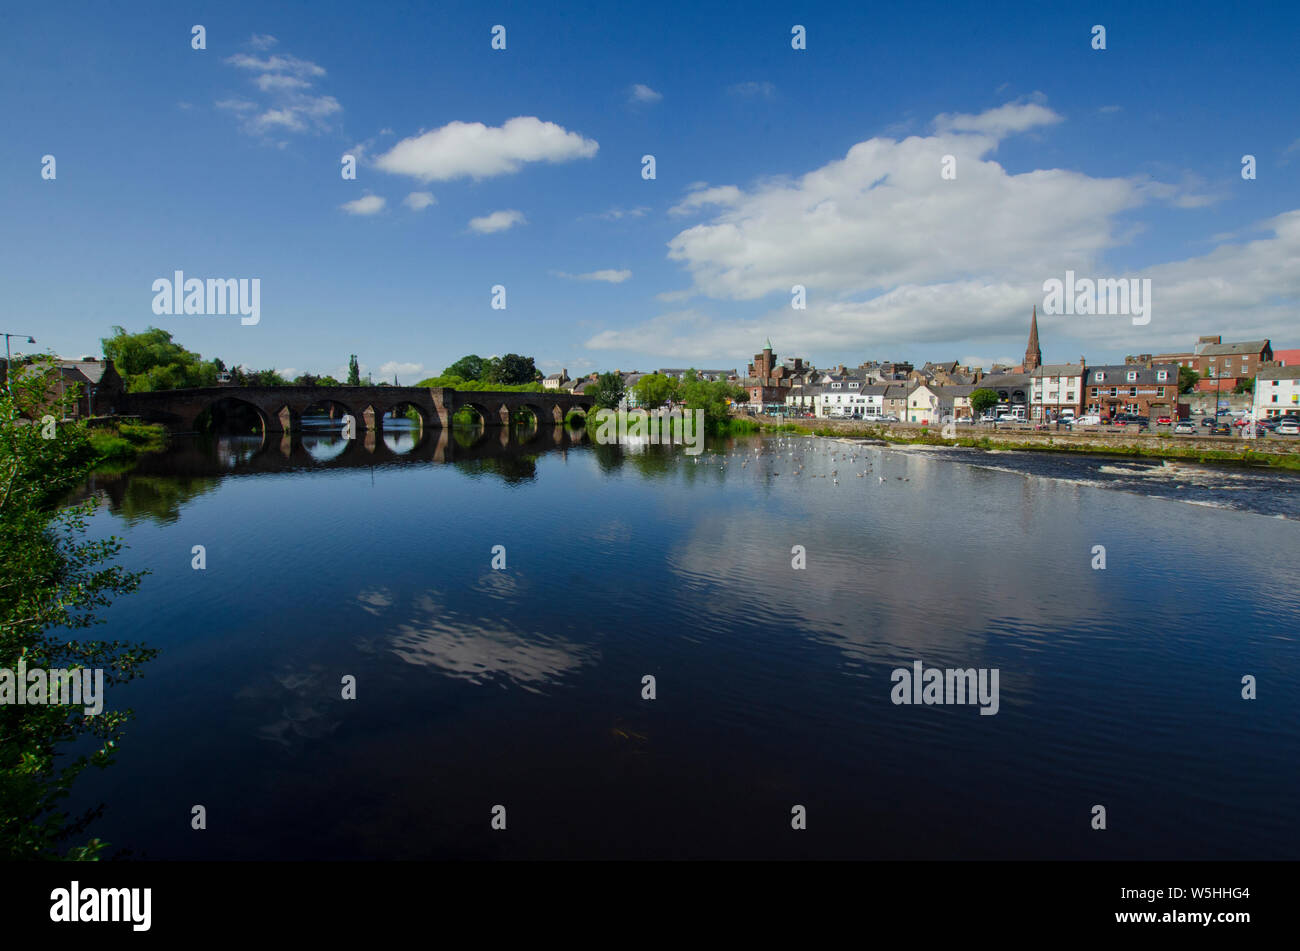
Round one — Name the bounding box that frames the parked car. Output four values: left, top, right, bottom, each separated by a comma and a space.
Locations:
1243, 423, 1269, 438
1173, 421, 1195, 434
1072, 414, 1102, 426
1156, 416, 1173, 425
1277, 421, 1300, 436
1210, 423, 1232, 435
1199, 417, 1215, 427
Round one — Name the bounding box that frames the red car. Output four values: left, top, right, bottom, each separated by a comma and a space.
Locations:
1156, 416, 1172, 425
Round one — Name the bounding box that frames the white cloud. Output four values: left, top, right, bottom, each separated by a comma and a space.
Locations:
630, 83, 662, 103
379, 361, 424, 381
668, 185, 743, 216
340, 194, 386, 215
374, 117, 598, 182
277, 368, 298, 379
593, 206, 650, 220
220, 44, 339, 141
403, 191, 436, 211
468, 209, 526, 234
554, 269, 632, 283
225, 53, 326, 78
583, 101, 1300, 362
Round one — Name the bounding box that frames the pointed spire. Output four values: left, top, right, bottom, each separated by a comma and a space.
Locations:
1025, 305, 1042, 372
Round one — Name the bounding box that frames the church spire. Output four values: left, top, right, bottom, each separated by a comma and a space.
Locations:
1024, 305, 1042, 372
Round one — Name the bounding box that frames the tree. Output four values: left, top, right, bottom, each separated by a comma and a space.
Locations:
443, 355, 486, 381
101, 326, 220, 392
970, 388, 999, 417
0, 359, 156, 858
677, 375, 748, 425
1233, 378, 1254, 395
293, 373, 320, 387
587, 372, 626, 409
633, 373, 678, 409
1178, 366, 1201, 394
486, 354, 539, 386
347, 355, 361, 386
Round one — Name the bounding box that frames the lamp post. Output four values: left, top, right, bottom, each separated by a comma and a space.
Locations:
4, 333, 37, 403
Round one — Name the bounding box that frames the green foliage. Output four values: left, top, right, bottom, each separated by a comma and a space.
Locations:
1178, 366, 1201, 394
633, 373, 677, 408
485, 354, 539, 386
415, 375, 543, 392
346, 355, 361, 386
1233, 378, 1255, 395
443, 355, 486, 381
86, 423, 168, 462
101, 326, 220, 393
676, 375, 748, 425
969, 388, 999, 416
0, 359, 156, 859
586, 372, 625, 410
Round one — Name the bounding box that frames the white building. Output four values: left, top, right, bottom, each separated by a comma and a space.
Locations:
1254, 365, 1300, 418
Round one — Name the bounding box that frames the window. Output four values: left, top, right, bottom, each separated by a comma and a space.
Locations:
1129, 387, 1137, 397
1066, 392, 1075, 401
1157, 370, 1168, 382
1127, 371, 1137, 382
1094, 371, 1106, 382
1157, 388, 1164, 397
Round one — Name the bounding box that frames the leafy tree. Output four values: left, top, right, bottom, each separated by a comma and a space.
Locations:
346, 355, 361, 386
587, 372, 626, 409
486, 354, 539, 386
316, 375, 341, 387
293, 373, 320, 387
633, 373, 678, 408
1178, 366, 1201, 394
0, 358, 156, 858
970, 388, 999, 416
1233, 378, 1254, 395
443, 355, 486, 381
100, 326, 219, 393
677, 376, 748, 424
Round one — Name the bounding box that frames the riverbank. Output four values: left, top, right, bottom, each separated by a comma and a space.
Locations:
87, 420, 169, 468
750, 416, 1300, 470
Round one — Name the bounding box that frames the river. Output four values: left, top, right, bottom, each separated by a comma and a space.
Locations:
61, 421, 1300, 859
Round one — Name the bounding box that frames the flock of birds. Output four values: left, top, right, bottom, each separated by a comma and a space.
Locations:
688, 436, 911, 484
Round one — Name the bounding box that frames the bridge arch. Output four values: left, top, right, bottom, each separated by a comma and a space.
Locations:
194, 396, 274, 435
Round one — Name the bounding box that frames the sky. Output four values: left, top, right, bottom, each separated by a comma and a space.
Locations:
2, 0, 1298, 383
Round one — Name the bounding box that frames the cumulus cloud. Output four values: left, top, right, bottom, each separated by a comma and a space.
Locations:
340, 194, 386, 215
468, 209, 526, 234
374, 117, 598, 182
220, 40, 339, 141
553, 269, 632, 283
583, 101, 1299, 361
630, 83, 662, 103
403, 191, 436, 211
379, 361, 424, 381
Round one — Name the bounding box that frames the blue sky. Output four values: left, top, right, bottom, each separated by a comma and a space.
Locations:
3, 0, 1298, 381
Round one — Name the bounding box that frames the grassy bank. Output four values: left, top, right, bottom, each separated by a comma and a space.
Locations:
88, 421, 169, 465
752, 419, 1300, 471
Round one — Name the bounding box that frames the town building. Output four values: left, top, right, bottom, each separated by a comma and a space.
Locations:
1027, 362, 1085, 422
1193, 336, 1273, 391
744, 341, 804, 412
1083, 363, 1180, 419
542, 368, 570, 390
656, 368, 739, 382
1253, 365, 1300, 418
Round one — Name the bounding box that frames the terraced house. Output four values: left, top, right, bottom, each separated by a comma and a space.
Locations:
1084, 363, 1180, 420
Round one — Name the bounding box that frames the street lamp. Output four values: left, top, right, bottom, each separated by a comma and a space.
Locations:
3, 333, 37, 401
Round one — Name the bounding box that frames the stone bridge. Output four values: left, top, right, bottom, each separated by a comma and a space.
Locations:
120, 385, 594, 433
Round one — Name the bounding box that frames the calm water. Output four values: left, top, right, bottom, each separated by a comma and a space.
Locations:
61, 422, 1300, 859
